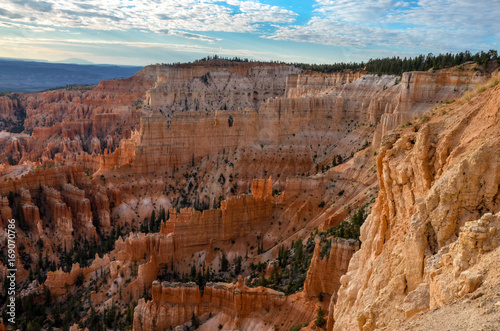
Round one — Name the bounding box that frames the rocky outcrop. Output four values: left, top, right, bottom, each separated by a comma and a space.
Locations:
428, 212, 500, 309
304, 237, 359, 299
43, 185, 74, 248
146, 61, 300, 112
133, 277, 287, 331
334, 79, 500, 330
61, 183, 97, 237
303, 237, 359, 330
44, 254, 111, 296
99, 130, 139, 172
90, 184, 111, 231
19, 188, 41, 227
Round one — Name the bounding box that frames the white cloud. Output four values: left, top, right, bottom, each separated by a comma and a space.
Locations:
0, 0, 297, 38
162, 30, 222, 43
314, 0, 395, 22
0, 21, 56, 32
265, 0, 499, 54
395, 0, 500, 31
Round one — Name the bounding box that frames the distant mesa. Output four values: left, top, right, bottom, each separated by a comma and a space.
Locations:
54, 58, 95, 65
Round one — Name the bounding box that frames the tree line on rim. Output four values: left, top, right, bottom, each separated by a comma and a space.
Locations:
156, 50, 499, 75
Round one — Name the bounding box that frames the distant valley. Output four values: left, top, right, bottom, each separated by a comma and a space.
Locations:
0, 58, 143, 93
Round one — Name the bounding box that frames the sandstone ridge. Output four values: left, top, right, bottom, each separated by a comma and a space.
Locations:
334, 78, 500, 330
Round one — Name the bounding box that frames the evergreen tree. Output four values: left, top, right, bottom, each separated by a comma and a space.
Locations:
221, 252, 229, 272
234, 255, 242, 275
315, 307, 326, 328
149, 210, 156, 232
294, 239, 304, 269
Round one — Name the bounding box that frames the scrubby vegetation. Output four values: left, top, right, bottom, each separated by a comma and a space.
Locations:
315, 307, 326, 328
323, 205, 368, 240
248, 236, 315, 295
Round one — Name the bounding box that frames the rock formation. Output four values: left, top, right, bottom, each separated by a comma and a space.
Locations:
133, 277, 313, 331
303, 237, 359, 330
304, 237, 359, 299
145, 61, 300, 112
44, 254, 111, 296
371, 69, 490, 147
334, 78, 500, 330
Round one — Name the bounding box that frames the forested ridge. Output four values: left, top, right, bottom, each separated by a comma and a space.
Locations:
160, 50, 499, 75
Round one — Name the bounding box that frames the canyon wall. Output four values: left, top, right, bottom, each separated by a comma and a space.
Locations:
2, 64, 486, 183
133, 277, 318, 331
334, 80, 500, 330
371, 69, 489, 147
116, 69, 489, 183
124, 72, 401, 177
133, 278, 286, 330
304, 238, 359, 299
146, 61, 300, 112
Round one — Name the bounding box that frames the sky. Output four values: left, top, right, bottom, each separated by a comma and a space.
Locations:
0, 0, 499, 66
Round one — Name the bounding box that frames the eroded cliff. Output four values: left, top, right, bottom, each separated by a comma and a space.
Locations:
334, 76, 500, 330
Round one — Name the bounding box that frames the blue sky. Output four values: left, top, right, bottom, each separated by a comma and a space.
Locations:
0, 0, 499, 66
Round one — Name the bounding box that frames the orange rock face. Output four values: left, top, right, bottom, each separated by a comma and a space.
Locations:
304, 237, 359, 299
60, 183, 97, 238
334, 78, 500, 330
133, 278, 288, 331
302, 237, 359, 330
44, 254, 111, 296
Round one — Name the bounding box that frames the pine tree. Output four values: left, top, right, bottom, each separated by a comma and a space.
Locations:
315, 307, 326, 328
221, 252, 229, 272
149, 210, 156, 232
234, 255, 242, 275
